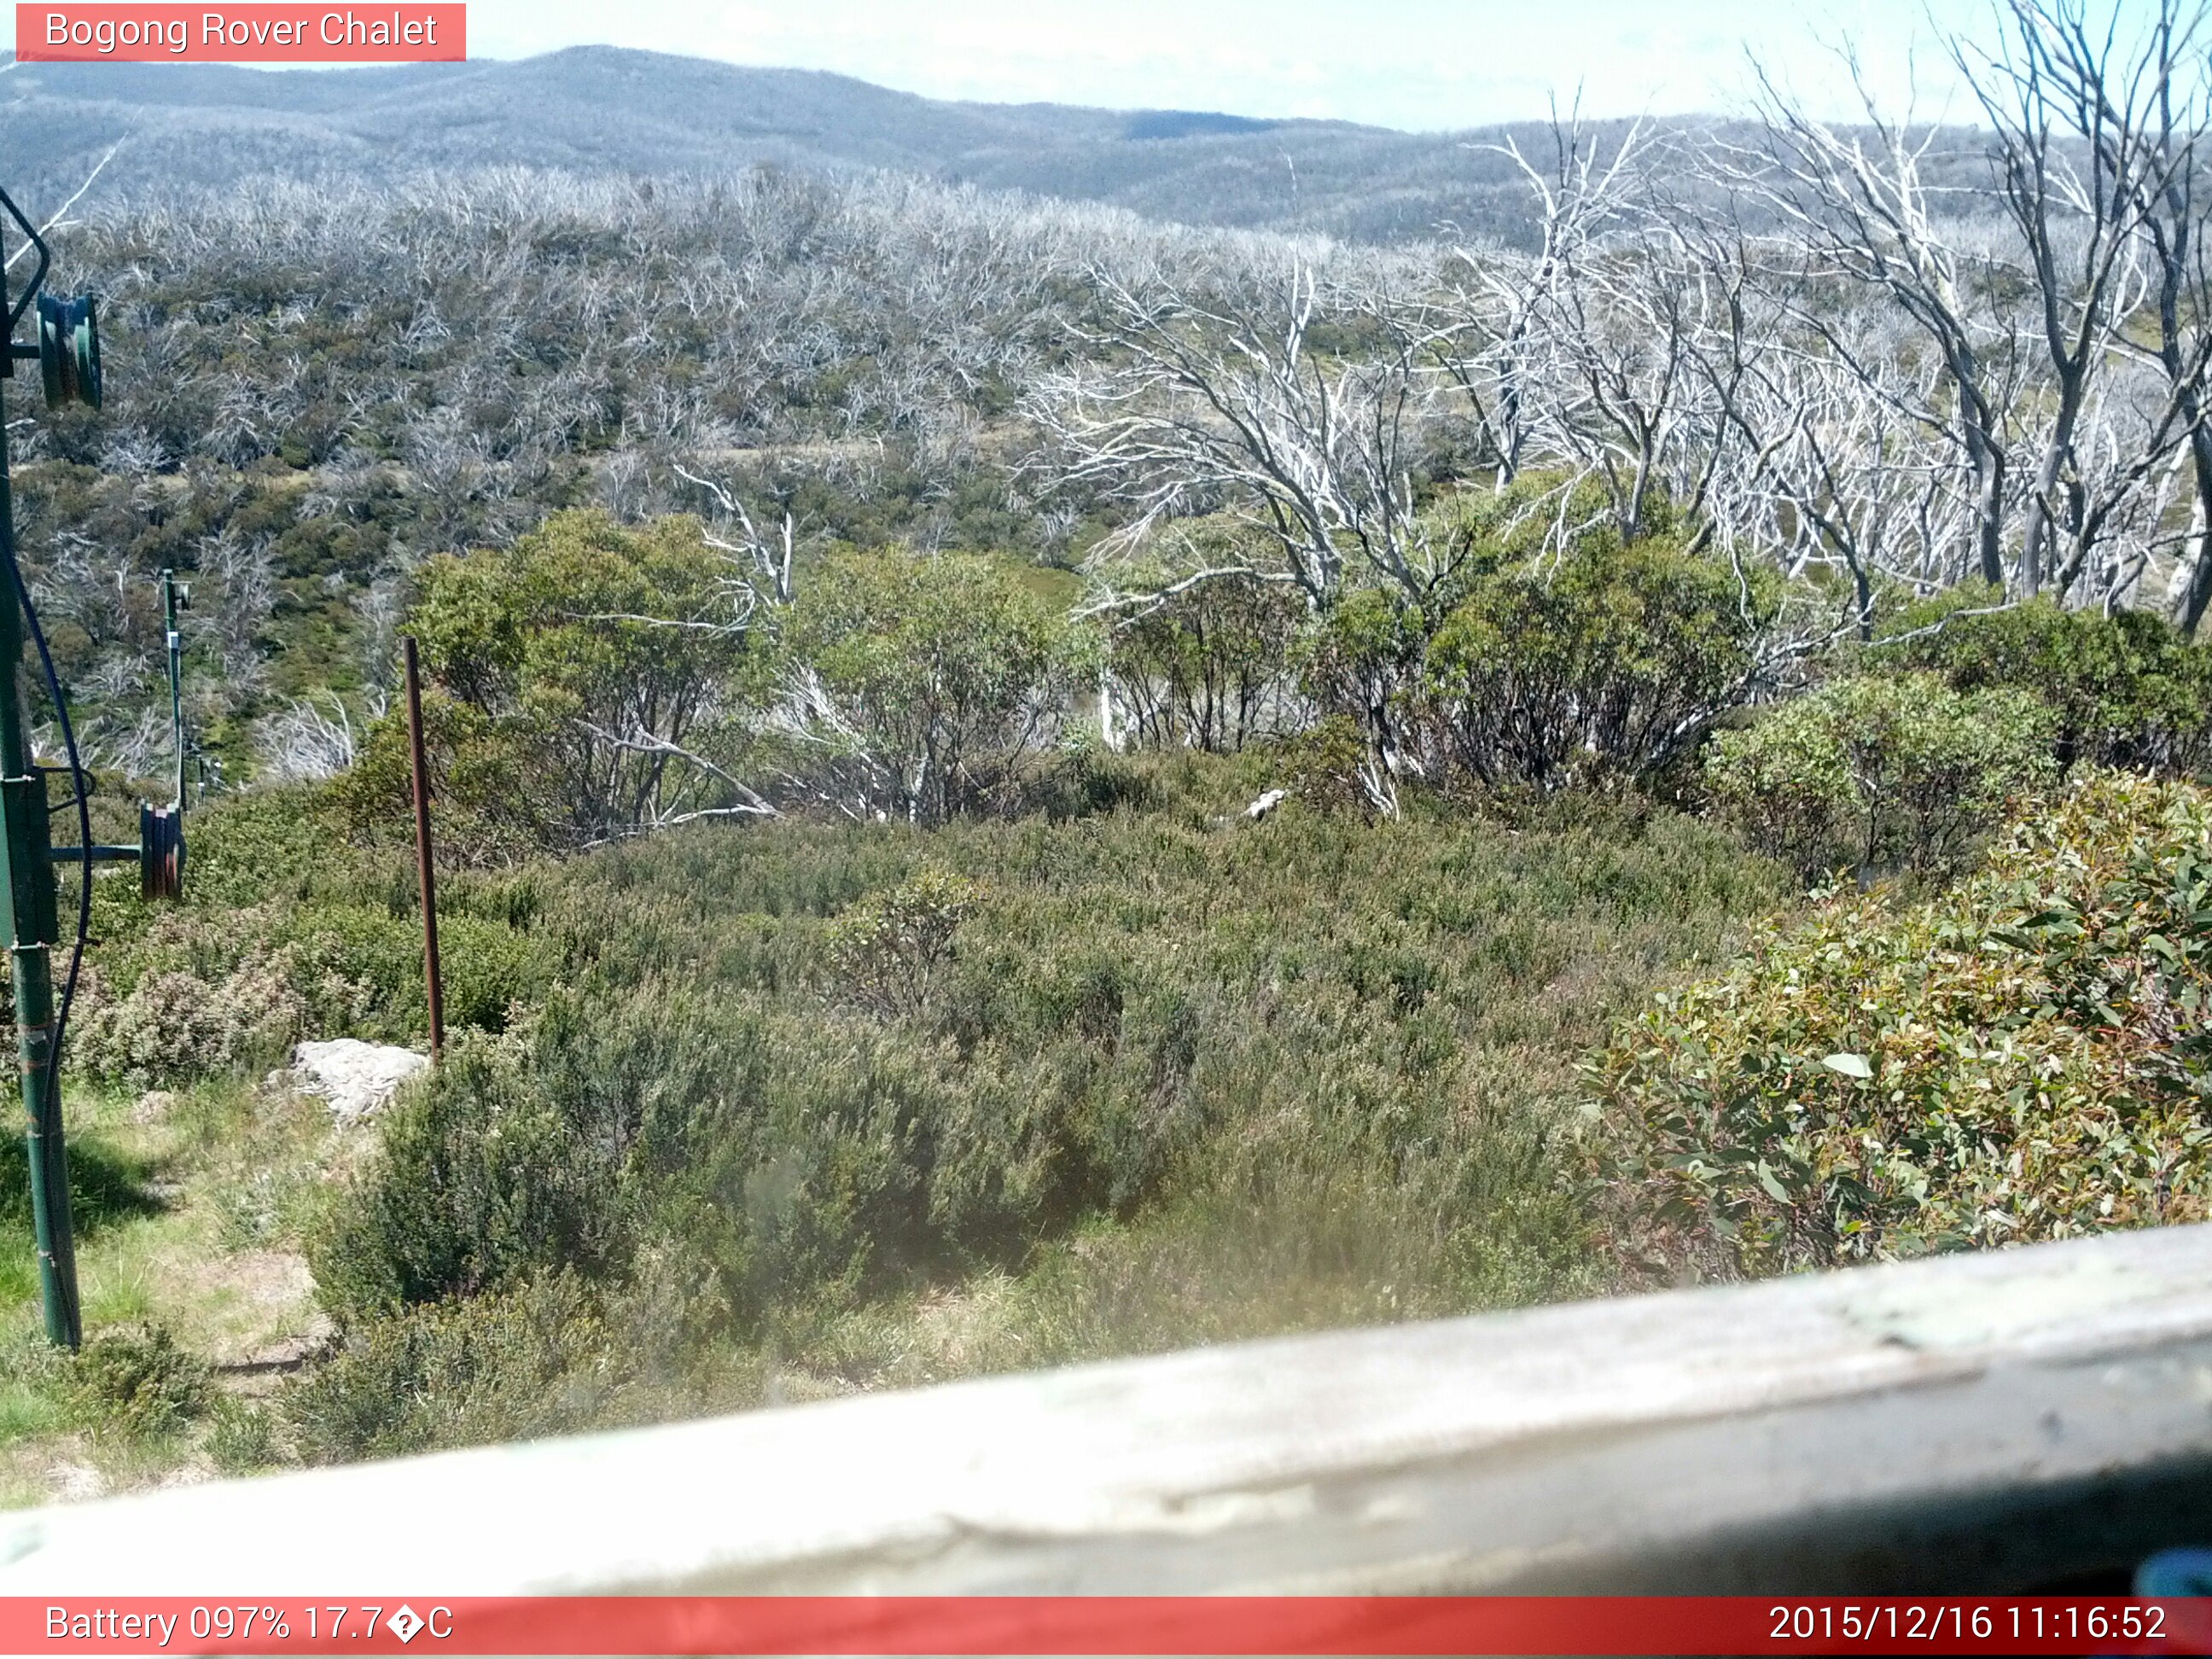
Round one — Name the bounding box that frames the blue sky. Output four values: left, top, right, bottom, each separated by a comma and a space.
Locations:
456, 0, 2001, 130
3, 2, 2173, 130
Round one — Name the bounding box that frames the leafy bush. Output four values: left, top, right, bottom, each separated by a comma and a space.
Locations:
1104, 550, 1304, 752
1293, 590, 1427, 814
308, 1025, 620, 1320
174, 785, 343, 911
1592, 771, 2212, 1283
826, 867, 981, 1017
1875, 591, 2212, 774
1275, 715, 1382, 818
310, 973, 1188, 1335
204, 1396, 287, 1474
70, 1324, 209, 1440
311, 781, 1779, 1386
72, 956, 305, 1089
335, 694, 543, 869
1421, 536, 1777, 791
785, 549, 1083, 824
286, 1273, 637, 1464
1703, 672, 2058, 879
279, 904, 538, 1038
1008, 741, 1159, 823
64, 875, 540, 1081
340, 509, 771, 859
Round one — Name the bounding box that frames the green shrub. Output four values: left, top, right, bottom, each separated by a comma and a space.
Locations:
1592, 771, 2212, 1283
70, 1324, 208, 1440
308, 1026, 618, 1320
1104, 550, 1303, 752
339, 509, 772, 859
1291, 588, 1426, 813
335, 693, 543, 868
1010, 741, 1159, 823
826, 867, 981, 1017
786, 548, 1084, 824
1423, 537, 1777, 791
203, 1396, 286, 1474
1276, 715, 1380, 817
1875, 591, 2212, 774
180, 785, 343, 911
285, 1273, 633, 1464
72, 955, 305, 1089
310, 784, 1781, 1388
65, 886, 538, 1082
279, 904, 538, 1039
1703, 672, 2057, 879
56, 784, 548, 1072
311, 969, 1182, 1334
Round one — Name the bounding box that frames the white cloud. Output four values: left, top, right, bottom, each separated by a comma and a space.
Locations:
0, 0, 1988, 128
456, 0, 1976, 130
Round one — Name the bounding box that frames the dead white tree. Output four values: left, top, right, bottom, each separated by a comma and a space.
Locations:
1987, 0, 2212, 626
1949, 0, 2194, 599
1728, 48, 2024, 591
1437, 109, 1650, 491
1536, 212, 1731, 545
259, 692, 369, 783
2, 140, 123, 272
1701, 294, 1956, 625
673, 463, 796, 617
1030, 250, 1463, 612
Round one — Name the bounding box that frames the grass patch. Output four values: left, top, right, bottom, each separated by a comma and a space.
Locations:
0, 1071, 343, 1505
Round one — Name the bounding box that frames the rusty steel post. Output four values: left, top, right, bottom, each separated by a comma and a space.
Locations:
401, 637, 444, 1062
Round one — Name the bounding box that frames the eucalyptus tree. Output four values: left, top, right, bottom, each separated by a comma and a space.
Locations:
1030, 244, 1464, 614
1988, 0, 2212, 627
1436, 111, 1650, 491
1952, 0, 2195, 600
1724, 51, 2023, 591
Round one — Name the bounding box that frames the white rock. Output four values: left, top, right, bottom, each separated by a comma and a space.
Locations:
292, 1039, 430, 1123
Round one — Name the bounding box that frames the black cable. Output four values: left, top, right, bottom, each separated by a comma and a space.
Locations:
3, 549, 93, 1179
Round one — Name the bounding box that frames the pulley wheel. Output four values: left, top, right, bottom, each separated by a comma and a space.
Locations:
139, 803, 183, 902
37, 292, 100, 411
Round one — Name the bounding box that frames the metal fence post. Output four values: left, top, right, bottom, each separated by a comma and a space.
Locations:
402, 637, 444, 1062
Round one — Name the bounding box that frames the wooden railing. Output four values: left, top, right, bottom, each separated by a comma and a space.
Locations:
5, 1223, 2210, 1594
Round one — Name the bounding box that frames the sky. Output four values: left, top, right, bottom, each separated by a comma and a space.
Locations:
453, 0, 2001, 131
0, 1, 2174, 131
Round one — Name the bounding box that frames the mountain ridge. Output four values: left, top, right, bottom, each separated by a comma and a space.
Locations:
0, 44, 1662, 243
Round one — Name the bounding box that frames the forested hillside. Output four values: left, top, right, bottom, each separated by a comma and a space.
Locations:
0, 46, 1660, 245
6, 0, 2212, 1505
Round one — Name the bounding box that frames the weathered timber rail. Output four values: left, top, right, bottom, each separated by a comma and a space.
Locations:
4, 1224, 2210, 1594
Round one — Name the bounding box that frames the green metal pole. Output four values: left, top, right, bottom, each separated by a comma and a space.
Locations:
0, 380, 77, 1349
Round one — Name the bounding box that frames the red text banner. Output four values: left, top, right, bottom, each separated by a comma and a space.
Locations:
3, 1597, 2210, 1656
16, 5, 464, 61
